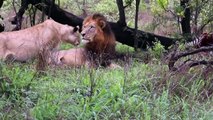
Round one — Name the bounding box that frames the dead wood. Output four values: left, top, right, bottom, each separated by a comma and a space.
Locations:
168, 45, 213, 71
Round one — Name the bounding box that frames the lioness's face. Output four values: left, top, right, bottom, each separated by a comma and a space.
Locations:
63, 26, 81, 46
81, 21, 98, 43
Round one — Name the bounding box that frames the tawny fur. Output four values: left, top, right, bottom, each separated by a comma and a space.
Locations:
0, 19, 80, 62
50, 14, 117, 68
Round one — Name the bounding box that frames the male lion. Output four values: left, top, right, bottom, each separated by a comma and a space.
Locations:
0, 19, 80, 62
50, 13, 118, 68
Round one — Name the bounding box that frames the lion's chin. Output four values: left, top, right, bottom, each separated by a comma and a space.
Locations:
81, 39, 90, 44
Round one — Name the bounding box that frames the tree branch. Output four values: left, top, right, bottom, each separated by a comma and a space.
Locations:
188, 60, 213, 67
198, 17, 213, 33
168, 46, 213, 71
11, 0, 29, 30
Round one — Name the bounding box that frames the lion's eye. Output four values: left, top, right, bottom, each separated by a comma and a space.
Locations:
90, 26, 95, 29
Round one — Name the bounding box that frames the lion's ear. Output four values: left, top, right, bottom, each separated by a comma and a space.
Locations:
73, 26, 79, 32
60, 56, 65, 63
99, 20, 106, 29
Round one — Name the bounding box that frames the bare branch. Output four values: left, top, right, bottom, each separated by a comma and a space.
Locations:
168, 46, 213, 71
198, 17, 213, 33
11, 0, 29, 30
188, 60, 213, 67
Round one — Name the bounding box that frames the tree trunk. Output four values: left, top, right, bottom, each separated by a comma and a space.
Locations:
0, 0, 4, 32
0, 0, 3, 8
180, 0, 192, 42
13, 0, 176, 49
134, 0, 140, 51
116, 0, 126, 26
0, 24, 3, 32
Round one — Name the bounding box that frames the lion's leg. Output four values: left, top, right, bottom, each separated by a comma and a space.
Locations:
4, 51, 15, 62
0, 42, 6, 60
0, 43, 14, 61
0, 49, 4, 60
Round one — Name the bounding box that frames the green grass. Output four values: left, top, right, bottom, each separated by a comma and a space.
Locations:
1, 0, 213, 119
0, 44, 213, 120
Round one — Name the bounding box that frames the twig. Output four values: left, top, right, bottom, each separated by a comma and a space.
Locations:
188, 60, 213, 67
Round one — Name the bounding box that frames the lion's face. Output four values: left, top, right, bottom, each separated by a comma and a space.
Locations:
81, 19, 105, 44
81, 21, 98, 43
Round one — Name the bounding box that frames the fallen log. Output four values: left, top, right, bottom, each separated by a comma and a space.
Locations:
12, 0, 176, 49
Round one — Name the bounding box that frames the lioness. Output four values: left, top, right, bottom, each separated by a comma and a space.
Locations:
0, 19, 80, 62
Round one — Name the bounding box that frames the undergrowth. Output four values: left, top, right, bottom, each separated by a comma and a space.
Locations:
0, 44, 213, 120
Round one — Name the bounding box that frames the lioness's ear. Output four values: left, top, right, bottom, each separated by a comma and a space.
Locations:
99, 20, 106, 29
73, 26, 79, 32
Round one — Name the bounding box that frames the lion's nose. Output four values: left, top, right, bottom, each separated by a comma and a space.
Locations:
75, 39, 80, 45
75, 41, 80, 46
81, 33, 86, 37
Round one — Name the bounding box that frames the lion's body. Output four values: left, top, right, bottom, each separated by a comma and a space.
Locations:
50, 48, 87, 67
0, 19, 80, 62
50, 14, 117, 68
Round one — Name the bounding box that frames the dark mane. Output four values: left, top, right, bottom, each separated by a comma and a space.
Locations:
83, 13, 116, 67
92, 13, 112, 35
